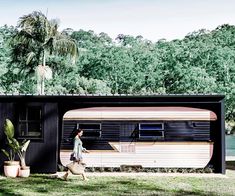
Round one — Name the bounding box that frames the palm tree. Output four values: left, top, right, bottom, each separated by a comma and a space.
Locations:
13, 11, 78, 94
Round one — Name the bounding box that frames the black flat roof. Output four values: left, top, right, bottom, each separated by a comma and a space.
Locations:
0, 93, 225, 97
0, 93, 224, 103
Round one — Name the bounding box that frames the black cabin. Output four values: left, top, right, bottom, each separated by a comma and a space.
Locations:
0, 94, 225, 173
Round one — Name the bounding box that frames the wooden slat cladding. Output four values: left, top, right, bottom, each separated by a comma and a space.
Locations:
165, 121, 210, 141
63, 107, 217, 121
61, 120, 77, 149
102, 123, 120, 140
192, 122, 210, 141
60, 142, 213, 168
61, 121, 122, 150
61, 120, 211, 151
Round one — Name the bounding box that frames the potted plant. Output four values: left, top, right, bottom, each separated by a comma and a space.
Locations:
1, 119, 20, 177
17, 140, 30, 177
1, 119, 31, 177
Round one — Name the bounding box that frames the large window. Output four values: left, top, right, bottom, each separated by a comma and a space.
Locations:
139, 123, 164, 140
77, 123, 101, 139
18, 105, 43, 139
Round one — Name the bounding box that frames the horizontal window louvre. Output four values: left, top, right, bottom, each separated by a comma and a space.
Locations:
193, 122, 210, 127
139, 123, 164, 140
139, 123, 164, 130
140, 130, 164, 137
82, 130, 101, 138
78, 123, 101, 130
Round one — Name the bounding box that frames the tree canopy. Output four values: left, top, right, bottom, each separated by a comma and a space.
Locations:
12, 11, 78, 94
0, 12, 235, 121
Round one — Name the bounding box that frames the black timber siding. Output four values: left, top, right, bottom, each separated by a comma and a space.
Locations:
0, 103, 15, 169
26, 103, 58, 173
0, 102, 58, 173
62, 120, 211, 151
62, 121, 121, 150
164, 121, 211, 141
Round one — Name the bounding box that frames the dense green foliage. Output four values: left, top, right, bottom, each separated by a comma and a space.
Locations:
1, 15, 235, 120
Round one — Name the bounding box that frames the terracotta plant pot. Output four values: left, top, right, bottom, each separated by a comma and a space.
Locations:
4, 161, 20, 178
18, 167, 30, 178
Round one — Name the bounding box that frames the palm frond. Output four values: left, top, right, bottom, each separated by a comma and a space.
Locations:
26, 52, 36, 65
52, 34, 78, 63
17, 11, 50, 43
49, 19, 60, 37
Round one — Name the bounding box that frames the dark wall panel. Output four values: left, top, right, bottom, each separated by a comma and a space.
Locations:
0, 103, 16, 171
27, 103, 58, 173
0, 102, 58, 173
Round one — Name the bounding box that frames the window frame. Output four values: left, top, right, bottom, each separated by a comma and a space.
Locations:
17, 103, 44, 141
77, 123, 102, 139
138, 122, 165, 140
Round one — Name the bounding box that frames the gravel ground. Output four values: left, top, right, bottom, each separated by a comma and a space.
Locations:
53, 170, 230, 178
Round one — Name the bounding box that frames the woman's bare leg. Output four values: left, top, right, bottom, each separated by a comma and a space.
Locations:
62, 170, 70, 180
82, 173, 88, 181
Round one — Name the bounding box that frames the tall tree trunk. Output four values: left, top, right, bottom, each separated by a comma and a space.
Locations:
41, 51, 46, 95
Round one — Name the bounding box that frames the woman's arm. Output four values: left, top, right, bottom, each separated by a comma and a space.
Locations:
73, 138, 79, 159
84, 149, 90, 153
82, 146, 89, 153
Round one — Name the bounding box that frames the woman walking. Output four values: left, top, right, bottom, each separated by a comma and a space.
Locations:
62, 128, 89, 181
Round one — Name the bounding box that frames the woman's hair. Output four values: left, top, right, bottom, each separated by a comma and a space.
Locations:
76, 128, 83, 134
71, 128, 83, 139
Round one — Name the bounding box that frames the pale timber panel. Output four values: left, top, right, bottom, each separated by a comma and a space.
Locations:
60, 142, 213, 168
63, 107, 217, 121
